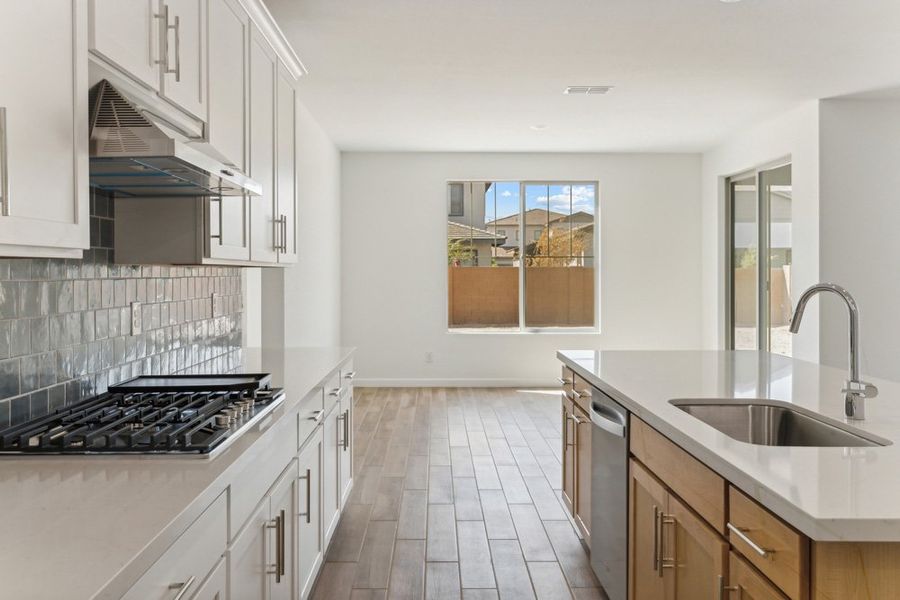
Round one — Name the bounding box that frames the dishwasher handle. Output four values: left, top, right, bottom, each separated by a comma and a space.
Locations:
590, 401, 627, 437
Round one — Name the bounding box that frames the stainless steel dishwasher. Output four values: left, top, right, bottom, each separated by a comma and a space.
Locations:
589, 391, 629, 600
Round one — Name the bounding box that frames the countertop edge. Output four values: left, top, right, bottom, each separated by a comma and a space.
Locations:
557, 350, 890, 543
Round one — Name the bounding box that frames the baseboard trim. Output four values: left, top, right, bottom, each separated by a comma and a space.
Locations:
353, 378, 559, 388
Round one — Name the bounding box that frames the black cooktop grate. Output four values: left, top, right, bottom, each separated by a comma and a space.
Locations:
0, 375, 284, 455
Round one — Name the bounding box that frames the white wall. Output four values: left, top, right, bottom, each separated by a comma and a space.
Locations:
341, 152, 704, 386
249, 103, 342, 348
819, 99, 900, 380
700, 103, 820, 362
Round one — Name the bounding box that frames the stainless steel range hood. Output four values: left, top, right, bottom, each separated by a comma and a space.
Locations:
88, 80, 261, 197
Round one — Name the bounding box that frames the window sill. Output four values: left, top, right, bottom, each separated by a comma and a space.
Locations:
447, 327, 601, 335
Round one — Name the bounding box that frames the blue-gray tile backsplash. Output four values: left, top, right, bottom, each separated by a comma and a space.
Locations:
0, 191, 243, 428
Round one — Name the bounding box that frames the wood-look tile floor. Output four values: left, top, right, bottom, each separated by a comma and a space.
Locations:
310, 388, 609, 600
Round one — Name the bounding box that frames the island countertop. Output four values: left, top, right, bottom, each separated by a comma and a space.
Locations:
0, 346, 354, 600
557, 349, 900, 542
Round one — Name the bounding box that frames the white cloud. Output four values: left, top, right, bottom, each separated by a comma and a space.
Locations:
500, 190, 513, 197
533, 185, 596, 215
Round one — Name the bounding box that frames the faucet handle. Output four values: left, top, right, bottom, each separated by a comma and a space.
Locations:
843, 380, 879, 399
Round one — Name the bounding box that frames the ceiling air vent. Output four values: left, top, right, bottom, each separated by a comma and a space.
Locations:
563, 86, 614, 95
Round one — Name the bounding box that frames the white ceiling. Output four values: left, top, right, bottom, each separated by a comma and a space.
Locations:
267, 0, 900, 153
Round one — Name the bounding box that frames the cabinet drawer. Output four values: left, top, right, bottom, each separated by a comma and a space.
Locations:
323, 370, 343, 413
728, 487, 808, 600
297, 387, 325, 450
630, 416, 726, 533
729, 551, 789, 600
123, 493, 227, 600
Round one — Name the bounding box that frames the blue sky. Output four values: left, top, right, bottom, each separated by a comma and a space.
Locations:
486, 182, 595, 222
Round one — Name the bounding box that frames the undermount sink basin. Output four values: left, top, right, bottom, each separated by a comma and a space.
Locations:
669, 399, 890, 447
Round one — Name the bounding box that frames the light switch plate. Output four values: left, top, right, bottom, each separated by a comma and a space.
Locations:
211, 293, 218, 318
130, 301, 142, 336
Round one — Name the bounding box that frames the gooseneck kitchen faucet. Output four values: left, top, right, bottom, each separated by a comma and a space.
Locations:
789, 283, 877, 420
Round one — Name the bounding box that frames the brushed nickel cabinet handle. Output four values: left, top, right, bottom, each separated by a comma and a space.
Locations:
727, 522, 774, 558
343, 409, 350, 450
0, 107, 7, 216
329, 387, 343, 397
168, 575, 196, 600
267, 512, 285, 583
718, 575, 741, 599
308, 409, 325, 422
209, 196, 223, 243
298, 468, 312, 524
344, 371, 356, 380
652, 505, 660, 573
172, 14, 181, 82
154, 4, 170, 69
660, 514, 677, 571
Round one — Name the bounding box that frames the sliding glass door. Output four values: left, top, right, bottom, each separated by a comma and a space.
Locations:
728, 162, 793, 356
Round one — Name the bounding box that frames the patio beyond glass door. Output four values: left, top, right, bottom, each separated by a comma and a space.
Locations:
728, 163, 793, 356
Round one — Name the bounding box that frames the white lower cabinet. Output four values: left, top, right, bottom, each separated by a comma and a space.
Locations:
297, 427, 324, 599
230, 460, 298, 600
322, 402, 341, 546
119, 361, 353, 600
189, 558, 226, 600
122, 493, 227, 600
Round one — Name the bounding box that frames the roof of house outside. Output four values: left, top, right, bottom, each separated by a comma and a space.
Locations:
447, 221, 506, 241
486, 208, 566, 227
549, 211, 594, 224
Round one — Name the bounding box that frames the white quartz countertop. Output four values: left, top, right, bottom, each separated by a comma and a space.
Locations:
0, 346, 354, 600
558, 349, 900, 542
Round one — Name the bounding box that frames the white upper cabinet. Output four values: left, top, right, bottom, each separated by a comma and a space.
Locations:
158, 0, 207, 120
249, 26, 278, 264
208, 0, 247, 172
89, 0, 160, 91
276, 62, 298, 263
0, 0, 89, 257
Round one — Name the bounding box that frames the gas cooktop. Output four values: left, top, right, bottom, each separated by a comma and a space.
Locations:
0, 374, 285, 457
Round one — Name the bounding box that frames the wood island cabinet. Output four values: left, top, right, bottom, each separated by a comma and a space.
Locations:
561, 366, 591, 544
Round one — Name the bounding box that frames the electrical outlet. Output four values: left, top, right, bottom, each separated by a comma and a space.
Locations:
130, 301, 142, 336
211, 292, 218, 318
425, 352, 434, 364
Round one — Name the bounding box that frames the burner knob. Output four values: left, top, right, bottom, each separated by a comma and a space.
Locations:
215, 413, 230, 427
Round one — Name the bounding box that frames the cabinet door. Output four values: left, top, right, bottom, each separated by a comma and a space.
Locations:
562, 397, 576, 516
229, 500, 269, 600
338, 394, 353, 507
207, 0, 250, 272
0, 0, 89, 254
667, 493, 728, 600
322, 403, 341, 546
629, 460, 668, 600
269, 464, 297, 600
727, 551, 788, 600
207, 0, 247, 171
159, 0, 206, 119
190, 558, 226, 600
275, 62, 297, 263
574, 404, 592, 543
248, 27, 278, 263
89, 0, 160, 90
297, 428, 324, 600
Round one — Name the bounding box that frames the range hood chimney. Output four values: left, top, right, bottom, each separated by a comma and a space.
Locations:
88, 80, 261, 197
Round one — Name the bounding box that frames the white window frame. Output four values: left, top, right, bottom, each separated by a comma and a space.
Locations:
446, 180, 601, 334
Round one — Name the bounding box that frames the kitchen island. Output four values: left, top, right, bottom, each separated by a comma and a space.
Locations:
0, 347, 354, 600
558, 349, 900, 600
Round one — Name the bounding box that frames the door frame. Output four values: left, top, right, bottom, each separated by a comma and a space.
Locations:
724, 156, 792, 351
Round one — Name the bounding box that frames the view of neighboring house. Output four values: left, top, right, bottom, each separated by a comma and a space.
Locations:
446, 221, 506, 267
486, 208, 567, 248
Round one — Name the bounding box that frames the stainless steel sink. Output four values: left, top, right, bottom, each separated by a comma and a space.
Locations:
669, 399, 890, 447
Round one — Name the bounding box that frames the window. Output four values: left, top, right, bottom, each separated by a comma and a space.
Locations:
447, 180, 598, 331
448, 182, 464, 217
727, 162, 792, 356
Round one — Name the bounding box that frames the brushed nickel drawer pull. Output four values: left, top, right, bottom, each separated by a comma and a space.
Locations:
727, 522, 774, 558
660, 514, 677, 570
168, 575, 196, 600
717, 575, 741, 599
298, 468, 312, 524
329, 387, 343, 397
652, 505, 661, 573
344, 371, 357, 380
308, 409, 325, 422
